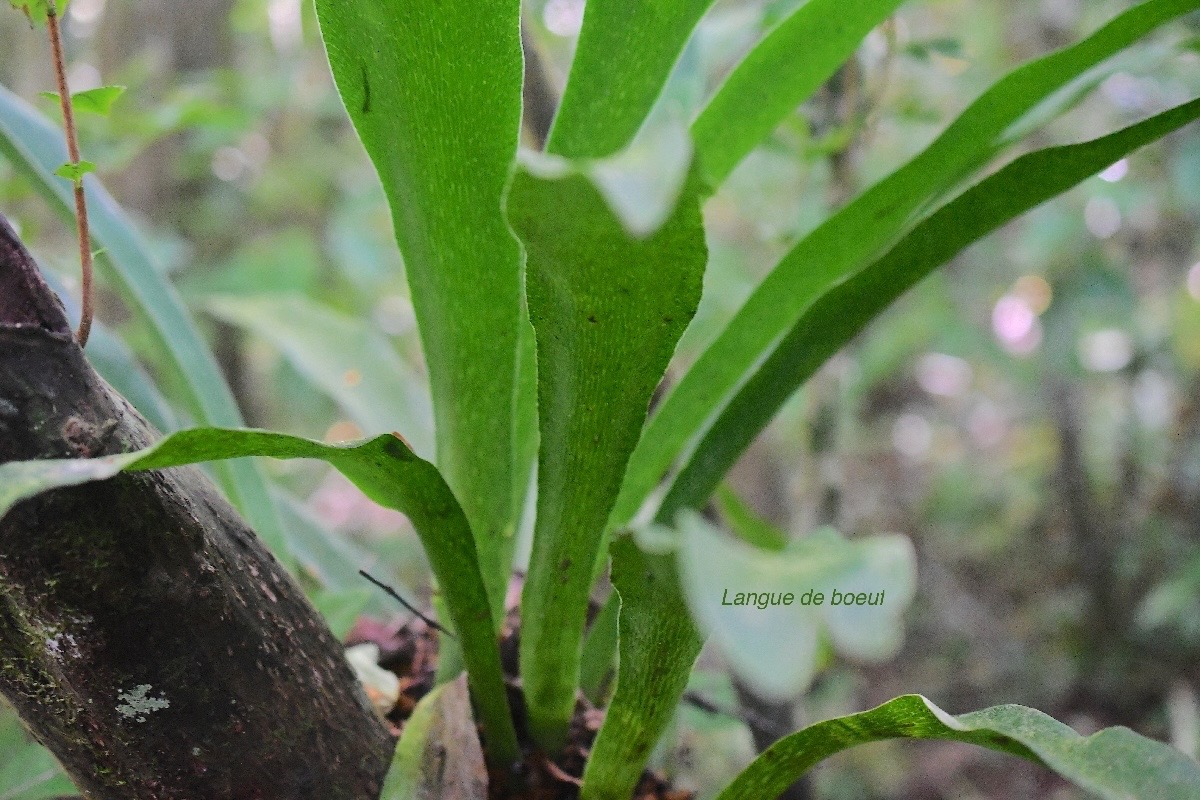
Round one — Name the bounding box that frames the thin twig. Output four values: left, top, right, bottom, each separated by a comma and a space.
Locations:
46, 5, 94, 348
682, 690, 778, 742
357, 570, 455, 638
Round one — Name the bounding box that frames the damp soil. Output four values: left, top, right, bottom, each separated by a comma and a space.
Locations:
346, 611, 693, 800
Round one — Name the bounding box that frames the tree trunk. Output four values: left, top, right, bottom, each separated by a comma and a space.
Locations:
0, 214, 393, 798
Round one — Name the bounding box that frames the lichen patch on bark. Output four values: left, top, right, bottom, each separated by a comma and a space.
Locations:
116, 684, 170, 723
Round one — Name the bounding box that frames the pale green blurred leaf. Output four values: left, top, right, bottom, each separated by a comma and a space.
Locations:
272, 489, 379, 597
678, 512, 916, 701
180, 228, 320, 297
379, 675, 486, 800
205, 294, 434, 455
312, 588, 372, 641
0, 708, 75, 799
589, 115, 693, 236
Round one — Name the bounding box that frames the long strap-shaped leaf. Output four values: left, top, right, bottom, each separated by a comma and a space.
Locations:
315, 0, 525, 621
664, 97, 1200, 513
0, 428, 521, 765
717, 694, 1200, 800
507, 166, 707, 749
692, 0, 908, 186
614, 0, 1200, 527
379, 676, 487, 799
546, 0, 715, 158
580, 538, 703, 800
0, 85, 290, 566
548, 0, 906, 171
584, 93, 1200, 800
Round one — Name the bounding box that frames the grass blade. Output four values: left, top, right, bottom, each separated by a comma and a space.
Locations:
0, 84, 290, 565
615, 0, 1200, 527
507, 165, 706, 749
315, 0, 526, 619
0, 427, 521, 765
716, 695, 1200, 800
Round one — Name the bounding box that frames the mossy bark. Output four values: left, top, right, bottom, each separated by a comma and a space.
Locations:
0, 214, 393, 798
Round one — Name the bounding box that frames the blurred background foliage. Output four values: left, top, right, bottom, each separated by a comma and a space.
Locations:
0, 0, 1198, 797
